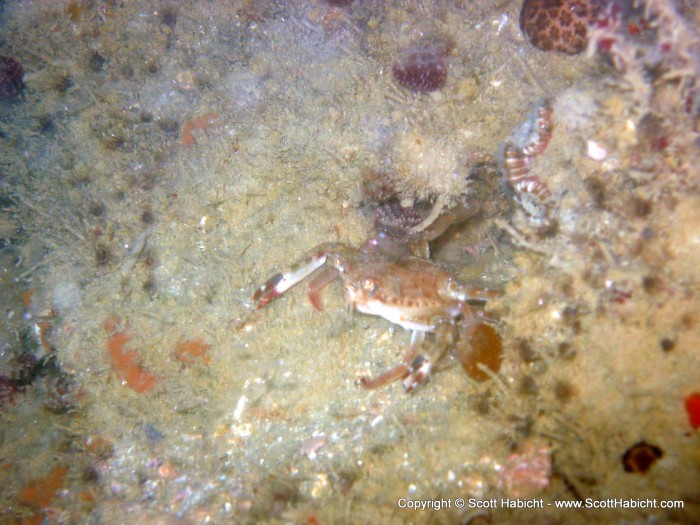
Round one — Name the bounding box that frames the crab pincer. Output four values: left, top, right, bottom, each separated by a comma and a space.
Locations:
253, 248, 335, 309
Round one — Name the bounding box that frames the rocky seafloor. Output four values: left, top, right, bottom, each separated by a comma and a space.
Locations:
0, 0, 699, 523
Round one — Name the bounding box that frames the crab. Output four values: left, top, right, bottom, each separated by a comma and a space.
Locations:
252, 202, 499, 392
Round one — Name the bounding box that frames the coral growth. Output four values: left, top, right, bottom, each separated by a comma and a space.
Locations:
1, 0, 698, 522
390, 127, 469, 208
520, 0, 608, 54
586, 0, 700, 113
392, 40, 451, 92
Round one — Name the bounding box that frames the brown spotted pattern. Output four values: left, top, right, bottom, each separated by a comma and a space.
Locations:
519, 0, 608, 55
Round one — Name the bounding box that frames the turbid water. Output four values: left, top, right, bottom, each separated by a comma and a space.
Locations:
0, 1, 698, 523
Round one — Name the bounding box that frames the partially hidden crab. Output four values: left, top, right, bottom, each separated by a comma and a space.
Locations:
252, 202, 500, 392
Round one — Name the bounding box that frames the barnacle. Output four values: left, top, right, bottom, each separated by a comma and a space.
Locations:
622, 441, 663, 474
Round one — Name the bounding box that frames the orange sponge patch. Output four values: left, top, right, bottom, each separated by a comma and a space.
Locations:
105, 317, 157, 393
174, 338, 211, 365
180, 112, 219, 145
18, 465, 69, 509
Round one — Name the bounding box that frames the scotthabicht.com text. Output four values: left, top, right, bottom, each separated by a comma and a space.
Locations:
396, 497, 684, 511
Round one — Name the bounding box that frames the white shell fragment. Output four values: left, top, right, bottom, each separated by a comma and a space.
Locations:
586, 139, 608, 161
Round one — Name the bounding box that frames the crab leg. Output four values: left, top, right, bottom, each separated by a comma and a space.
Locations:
307, 267, 340, 311
398, 313, 481, 392
401, 322, 457, 392
401, 314, 485, 392
416, 199, 481, 240
359, 363, 410, 390
360, 331, 425, 390
402, 354, 433, 393
442, 280, 501, 303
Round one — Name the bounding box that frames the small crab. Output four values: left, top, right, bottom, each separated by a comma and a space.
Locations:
252, 203, 499, 392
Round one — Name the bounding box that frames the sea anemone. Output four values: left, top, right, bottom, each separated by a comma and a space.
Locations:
390, 128, 468, 206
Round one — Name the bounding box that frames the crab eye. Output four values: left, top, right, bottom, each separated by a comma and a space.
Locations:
362, 278, 376, 292
333, 256, 346, 273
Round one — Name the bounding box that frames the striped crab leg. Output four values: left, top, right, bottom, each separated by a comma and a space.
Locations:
252, 243, 346, 309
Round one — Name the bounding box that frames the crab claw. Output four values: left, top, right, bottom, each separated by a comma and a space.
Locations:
402, 354, 432, 393
252, 252, 330, 309
252, 273, 285, 309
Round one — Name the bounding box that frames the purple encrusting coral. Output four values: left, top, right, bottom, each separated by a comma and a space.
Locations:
392, 46, 448, 93
0, 56, 24, 97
